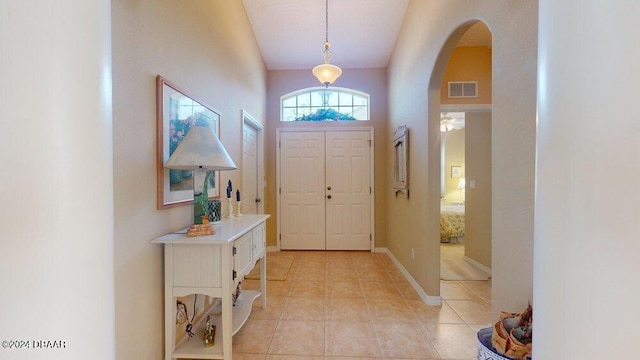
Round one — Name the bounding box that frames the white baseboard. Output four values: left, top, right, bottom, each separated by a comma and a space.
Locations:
267, 246, 279, 252
463, 255, 492, 276
376, 247, 442, 306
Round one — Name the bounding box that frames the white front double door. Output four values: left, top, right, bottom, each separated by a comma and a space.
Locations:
279, 130, 372, 250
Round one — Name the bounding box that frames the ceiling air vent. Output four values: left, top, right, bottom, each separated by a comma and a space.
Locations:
448, 81, 478, 98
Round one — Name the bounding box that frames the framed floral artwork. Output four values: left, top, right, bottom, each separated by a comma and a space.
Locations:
156, 75, 220, 209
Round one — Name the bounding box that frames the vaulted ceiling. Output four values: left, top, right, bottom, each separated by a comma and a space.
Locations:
242, 0, 491, 71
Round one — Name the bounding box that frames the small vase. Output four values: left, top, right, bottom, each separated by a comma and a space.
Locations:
208, 199, 222, 224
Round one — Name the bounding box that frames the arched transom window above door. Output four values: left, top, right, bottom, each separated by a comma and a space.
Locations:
280, 87, 370, 122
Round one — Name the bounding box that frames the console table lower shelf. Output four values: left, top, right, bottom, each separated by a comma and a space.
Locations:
173, 290, 261, 359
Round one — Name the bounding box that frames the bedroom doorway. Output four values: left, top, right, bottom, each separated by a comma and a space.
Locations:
440, 111, 492, 281
440, 112, 470, 280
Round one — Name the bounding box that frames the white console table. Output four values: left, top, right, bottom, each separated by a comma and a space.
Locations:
151, 214, 270, 360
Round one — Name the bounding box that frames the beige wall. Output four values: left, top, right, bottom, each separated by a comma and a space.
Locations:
265, 69, 388, 248
536, 1, 640, 357
112, 1, 266, 358
1, 1, 115, 357
388, 0, 537, 315
441, 46, 492, 105
464, 112, 492, 269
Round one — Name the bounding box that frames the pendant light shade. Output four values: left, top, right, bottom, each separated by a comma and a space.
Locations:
313, 0, 342, 87
312, 57, 342, 86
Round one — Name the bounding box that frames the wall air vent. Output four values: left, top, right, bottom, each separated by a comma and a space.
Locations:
448, 81, 478, 98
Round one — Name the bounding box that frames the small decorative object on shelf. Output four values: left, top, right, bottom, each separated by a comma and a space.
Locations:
184, 172, 216, 236
208, 199, 222, 224
226, 180, 235, 218
226, 198, 235, 218
231, 282, 242, 306
203, 315, 216, 347
236, 190, 242, 216
187, 223, 215, 237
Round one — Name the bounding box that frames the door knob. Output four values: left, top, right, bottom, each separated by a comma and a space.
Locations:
255, 198, 261, 203
327, 195, 332, 199
327, 186, 332, 190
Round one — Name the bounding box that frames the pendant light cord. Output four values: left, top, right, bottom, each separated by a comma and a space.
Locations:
312, 0, 342, 86
325, 0, 329, 43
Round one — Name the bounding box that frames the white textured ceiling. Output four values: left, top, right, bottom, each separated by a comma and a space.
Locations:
242, 1, 492, 71
242, 0, 410, 70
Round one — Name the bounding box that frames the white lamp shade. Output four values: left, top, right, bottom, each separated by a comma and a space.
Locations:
312, 63, 342, 86
164, 125, 237, 170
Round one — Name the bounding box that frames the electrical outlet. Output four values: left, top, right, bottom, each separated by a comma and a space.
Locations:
410, 248, 415, 259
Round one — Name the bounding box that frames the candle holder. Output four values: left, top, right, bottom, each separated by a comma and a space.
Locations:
236, 201, 242, 216
226, 198, 235, 218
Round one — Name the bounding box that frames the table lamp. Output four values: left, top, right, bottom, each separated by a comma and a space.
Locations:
164, 125, 236, 236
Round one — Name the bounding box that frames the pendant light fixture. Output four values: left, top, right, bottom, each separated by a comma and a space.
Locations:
312, 0, 342, 87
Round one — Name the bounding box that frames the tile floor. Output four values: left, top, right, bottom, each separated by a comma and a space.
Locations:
234, 251, 491, 360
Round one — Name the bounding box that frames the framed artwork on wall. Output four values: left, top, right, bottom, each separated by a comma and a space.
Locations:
156, 75, 221, 209
451, 166, 462, 178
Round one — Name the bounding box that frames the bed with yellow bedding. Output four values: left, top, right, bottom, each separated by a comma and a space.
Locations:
440, 204, 465, 242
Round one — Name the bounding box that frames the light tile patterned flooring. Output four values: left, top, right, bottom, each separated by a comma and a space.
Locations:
235, 251, 491, 360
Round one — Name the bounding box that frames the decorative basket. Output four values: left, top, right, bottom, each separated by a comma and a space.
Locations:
491, 306, 532, 360
477, 328, 512, 360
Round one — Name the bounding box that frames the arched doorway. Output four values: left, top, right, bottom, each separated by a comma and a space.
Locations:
428, 21, 493, 299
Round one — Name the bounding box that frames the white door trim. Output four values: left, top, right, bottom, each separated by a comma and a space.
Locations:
242, 110, 264, 214
440, 104, 492, 113
276, 127, 375, 251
